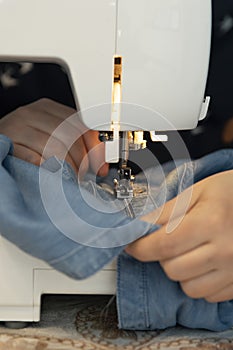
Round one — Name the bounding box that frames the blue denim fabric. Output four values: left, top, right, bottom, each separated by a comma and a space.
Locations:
1, 133, 233, 331
117, 150, 233, 332
0, 134, 152, 279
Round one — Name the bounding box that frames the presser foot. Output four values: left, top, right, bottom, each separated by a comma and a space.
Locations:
114, 178, 134, 199
114, 166, 135, 199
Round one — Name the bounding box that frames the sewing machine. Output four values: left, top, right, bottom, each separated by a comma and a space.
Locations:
0, 0, 211, 327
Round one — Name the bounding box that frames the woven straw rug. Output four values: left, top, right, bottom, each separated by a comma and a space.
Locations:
0, 295, 233, 350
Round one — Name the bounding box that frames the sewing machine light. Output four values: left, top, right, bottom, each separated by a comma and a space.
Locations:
111, 56, 122, 121
105, 56, 123, 163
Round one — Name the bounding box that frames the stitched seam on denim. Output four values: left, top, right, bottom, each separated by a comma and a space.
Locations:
86, 181, 98, 197
62, 165, 78, 183
62, 168, 76, 181
48, 158, 77, 182
148, 191, 159, 210
49, 243, 119, 266
70, 217, 150, 247
48, 245, 84, 265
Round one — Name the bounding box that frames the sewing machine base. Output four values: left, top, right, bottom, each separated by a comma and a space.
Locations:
0, 236, 116, 327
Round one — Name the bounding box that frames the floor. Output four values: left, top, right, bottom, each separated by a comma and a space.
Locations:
0, 295, 233, 350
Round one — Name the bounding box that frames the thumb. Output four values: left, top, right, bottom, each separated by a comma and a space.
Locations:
140, 182, 200, 232
83, 130, 109, 176
125, 184, 203, 262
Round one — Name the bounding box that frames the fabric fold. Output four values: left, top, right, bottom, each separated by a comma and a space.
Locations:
0, 134, 152, 279
117, 148, 233, 331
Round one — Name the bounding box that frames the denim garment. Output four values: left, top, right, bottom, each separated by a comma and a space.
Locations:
0, 134, 153, 279
1, 133, 233, 331
117, 150, 233, 332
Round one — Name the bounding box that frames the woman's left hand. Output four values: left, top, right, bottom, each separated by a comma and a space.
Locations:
126, 170, 233, 303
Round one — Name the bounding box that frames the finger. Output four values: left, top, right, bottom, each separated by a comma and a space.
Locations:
34, 99, 86, 136
205, 283, 233, 303
38, 100, 89, 142
13, 144, 44, 166
126, 205, 210, 262
141, 181, 202, 228
181, 270, 231, 300
16, 138, 79, 175
69, 138, 89, 178
83, 130, 109, 176
42, 135, 80, 175
21, 99, 108, 176
27, 105, 90, 175
30, 98, 76, 122
17, 99, 82, 152
20, 105, 79, 146
14, 126, 79, 174
160, 243, 216, 281
12, 125, 49, 156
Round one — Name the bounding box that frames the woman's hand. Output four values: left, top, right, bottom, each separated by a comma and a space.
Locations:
0, 98, 109, 177
126, 170, 233, 303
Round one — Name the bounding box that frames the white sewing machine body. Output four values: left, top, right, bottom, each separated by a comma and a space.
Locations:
0, 238, 116, 323
0, 0, 211, 324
